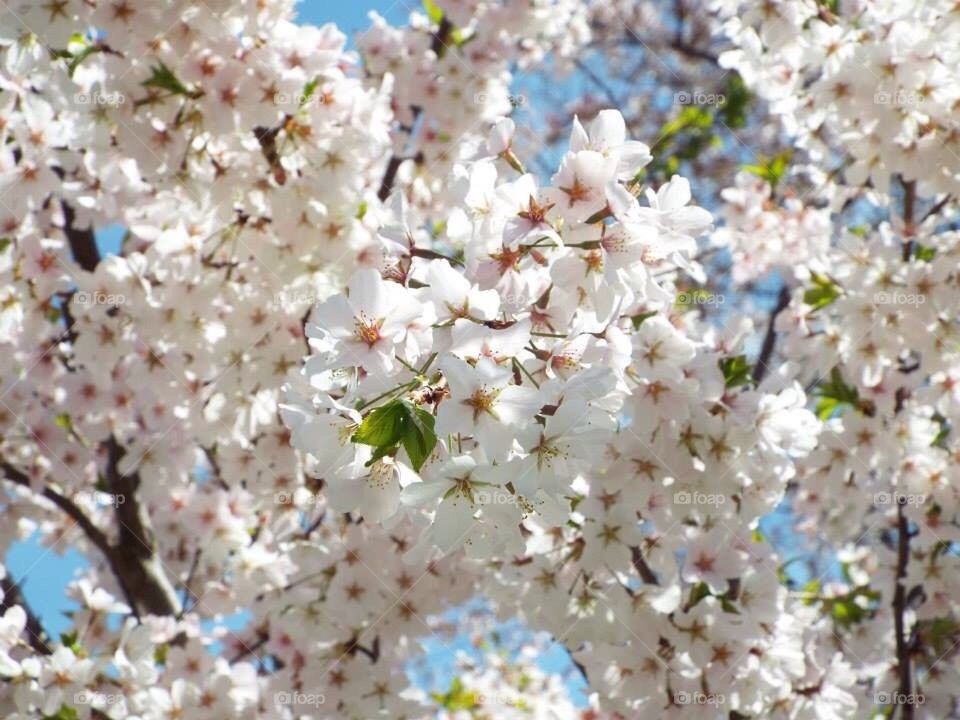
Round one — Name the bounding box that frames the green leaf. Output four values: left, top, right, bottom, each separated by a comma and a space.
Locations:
300, 77, 319, 107
800, 578, 821, 604
370, 444, 399, 464
914, 243, 936, 261
719, 355, 751, 388
720, 597, 740, 614
431, 677, 479, 711
422, 0, 444, 23
59, 631, 82, 654
813, 367, 860, 419
719, 73, 751, 129
741, 149, 792, 188
918, 617, 960, 656
352, 399, 437, 472
402, 404, 437, 472
687, 581, 712, 609
931, 413, 950, 447
143, 62, 192, 96
830, 597, 866, 626
803, 271, 840, 311
631, 310, 657, 329
352, 399, 409, 447
154, 643, 168, 664
43, 707, 79, 720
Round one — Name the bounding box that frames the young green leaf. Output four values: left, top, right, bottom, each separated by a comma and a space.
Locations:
402, 404, 438, 471
352, 399, 409, 448
143, 62, 193, 96
352, 398, 438, 472
803, 271, 840, 310
813, 367, 860, 419
719, 355, 751, 388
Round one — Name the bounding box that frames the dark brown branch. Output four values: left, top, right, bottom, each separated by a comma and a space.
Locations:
0, 576, 52, 655
61, 200, 99, 273
921, 194, 953, 224
752, 284, 791, 383
901, 178, 916, 261
893, 500, 914, 720
377, 155, 404, 202
631, 545, 660, 585
2, 461, 112, 559
376, 17, 453, 203
104, 437, 182, 616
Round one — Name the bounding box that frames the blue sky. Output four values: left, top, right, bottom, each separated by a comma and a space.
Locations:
297, 0, 407, 38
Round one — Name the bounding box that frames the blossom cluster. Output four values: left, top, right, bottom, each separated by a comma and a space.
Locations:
0, 1, 594, 718
772, 225, 960, 715
714, 170, 832, 286
285, 109, 823, 716
715, 0, 960, 195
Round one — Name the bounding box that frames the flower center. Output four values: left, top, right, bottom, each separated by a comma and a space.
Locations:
353, 313, 384, 348
463, 385, 501, 422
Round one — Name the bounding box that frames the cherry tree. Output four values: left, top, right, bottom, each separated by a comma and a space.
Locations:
1, 0, 959, 719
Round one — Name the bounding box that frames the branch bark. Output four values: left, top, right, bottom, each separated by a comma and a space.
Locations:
752, 283, 791, 383
104, 438, 182, 616
376, 17, 453, 203
0, 576, 52, 655
893, 500, 914, 719
2, 457, 180, 617
7, 208, 183, 618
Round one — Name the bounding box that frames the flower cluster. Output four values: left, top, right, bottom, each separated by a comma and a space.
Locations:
286, 109, 822, 716
714, 170, 832, 286
0, 1, 594, 718
715, 0, 960, 195
769, 225, 960, 713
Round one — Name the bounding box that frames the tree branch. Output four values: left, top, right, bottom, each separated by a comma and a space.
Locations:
53, 203, 183, 618
104, 437, 182, 617
901, 178, 916, 261
2, 460, 112, 559
376, 17, 453, 203
752, 283, 791, 383
61, 200, 99, 273
0, 576, 52, 655
893, 500, 914, 720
